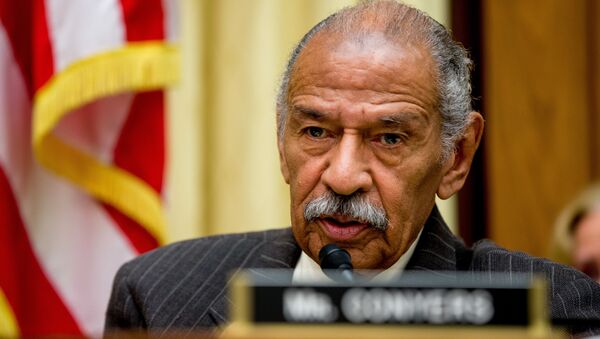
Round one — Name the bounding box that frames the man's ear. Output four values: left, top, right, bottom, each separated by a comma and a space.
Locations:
277, 124, 291, 184
278, 141, 290, 184
437, 112, 484, 199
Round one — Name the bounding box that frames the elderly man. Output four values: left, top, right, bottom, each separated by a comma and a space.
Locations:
105, 0, 600, 334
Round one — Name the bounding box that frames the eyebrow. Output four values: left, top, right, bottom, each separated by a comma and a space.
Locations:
379, 113, 423, 127
291, 105, 426, 127
290, 106, 327, 122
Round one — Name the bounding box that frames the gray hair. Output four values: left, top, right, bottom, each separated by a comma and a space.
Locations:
304, 190, 389, 231
276, 0, 473, 158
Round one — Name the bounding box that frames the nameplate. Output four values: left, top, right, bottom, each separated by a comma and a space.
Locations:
231, 270, 547, 328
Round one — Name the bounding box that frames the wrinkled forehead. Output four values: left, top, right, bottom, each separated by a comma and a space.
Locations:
287, 31, 439, 107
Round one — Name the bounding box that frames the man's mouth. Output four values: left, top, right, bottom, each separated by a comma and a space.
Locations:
317, 215, 370, 241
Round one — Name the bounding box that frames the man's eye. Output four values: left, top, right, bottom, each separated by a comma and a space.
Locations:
306, 127, 326, 138
380, 133, 402, 145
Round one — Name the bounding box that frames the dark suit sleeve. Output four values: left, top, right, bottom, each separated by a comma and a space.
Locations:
105, 261, 146, 330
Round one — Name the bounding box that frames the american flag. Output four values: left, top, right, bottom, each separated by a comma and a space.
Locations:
0, 0, 179, 336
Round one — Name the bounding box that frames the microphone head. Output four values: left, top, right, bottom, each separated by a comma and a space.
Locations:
319, 243, 353, 270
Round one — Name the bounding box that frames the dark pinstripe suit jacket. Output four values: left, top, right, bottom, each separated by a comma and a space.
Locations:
105, 207, 600, 335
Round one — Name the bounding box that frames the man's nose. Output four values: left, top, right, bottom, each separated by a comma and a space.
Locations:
321, 134, 373, 196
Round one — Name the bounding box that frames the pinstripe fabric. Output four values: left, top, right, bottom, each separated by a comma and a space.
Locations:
105, 228, 300, 333
105, 207, 600, 335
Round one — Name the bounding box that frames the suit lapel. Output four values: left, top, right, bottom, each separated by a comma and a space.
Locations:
248, 228, 302, 269
405, 206, 470, 274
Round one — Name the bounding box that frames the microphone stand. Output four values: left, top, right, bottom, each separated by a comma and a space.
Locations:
319, 243, 354, 283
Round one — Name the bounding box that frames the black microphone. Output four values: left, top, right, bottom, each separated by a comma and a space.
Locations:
319, 243, 354, 283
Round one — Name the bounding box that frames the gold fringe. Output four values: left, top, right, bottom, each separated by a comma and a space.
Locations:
0, 289, 19, 337
32, 42, 180, 244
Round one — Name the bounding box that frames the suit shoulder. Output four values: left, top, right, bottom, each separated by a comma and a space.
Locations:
116, 228, 293, 285
107, 227, 294, 330
470, 239, 592, 281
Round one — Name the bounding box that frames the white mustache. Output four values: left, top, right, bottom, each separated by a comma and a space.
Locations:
304, 191, 388, 231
